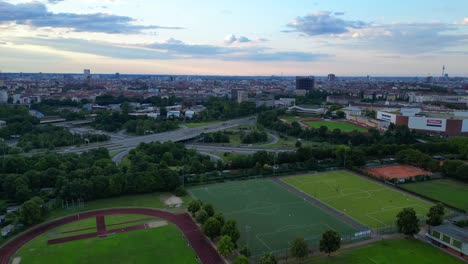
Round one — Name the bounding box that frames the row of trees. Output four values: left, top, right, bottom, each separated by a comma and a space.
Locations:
17, 125, 109, 151
240, 130, 268, 144
188, 200, 242, 259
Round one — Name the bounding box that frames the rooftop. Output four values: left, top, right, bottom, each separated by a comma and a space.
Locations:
433, 224, 468, 243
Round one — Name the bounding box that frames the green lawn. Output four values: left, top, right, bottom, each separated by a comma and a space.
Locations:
47, 193, 191, 220
400, 179, 468, 211
189, 179, 357, 256
303, 121, 367, 132
282, 171, 433, 229
292, 238, 463, 264
184, 121, 219, 128
13, 223, 198, 264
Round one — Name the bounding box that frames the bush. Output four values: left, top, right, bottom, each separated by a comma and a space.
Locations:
174, 187, 187, 197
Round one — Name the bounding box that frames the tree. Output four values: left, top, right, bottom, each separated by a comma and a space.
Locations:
239, 245, 251, 257
396, 207, 420, 236
221, 220, 240, 245
295, 140, 302, 148
188, 200, 201, 216
203, 203, 215, 217
259, 253, 277, 264
232, 255, 249, 264
217, 235, 234, 257
319, 230, 341, 256
21, 196, 47, 225
290, 237, 308, 260
195, 209, 208, 224
214, 212, 225, 226
426, 204, 445, 226
203, 217, 222, 239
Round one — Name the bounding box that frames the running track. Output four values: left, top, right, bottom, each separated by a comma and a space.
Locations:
0, 208, 223, 264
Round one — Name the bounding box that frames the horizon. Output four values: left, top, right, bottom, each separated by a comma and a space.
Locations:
1, 0, 468, 76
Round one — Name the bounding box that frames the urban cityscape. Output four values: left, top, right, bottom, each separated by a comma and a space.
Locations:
0, 1, 467, 264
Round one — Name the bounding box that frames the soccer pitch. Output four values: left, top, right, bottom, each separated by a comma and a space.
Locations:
401, 179, 468, 211
282, 171, 434, 229
303, 120, 367, 132
189, 179, 358, 256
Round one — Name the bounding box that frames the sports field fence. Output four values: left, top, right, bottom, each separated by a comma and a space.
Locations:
183, 165, 344, 186
248, 229, 372, 263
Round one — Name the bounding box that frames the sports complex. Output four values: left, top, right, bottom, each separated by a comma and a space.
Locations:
1, 169, 458, 263
189, 169, 438, 257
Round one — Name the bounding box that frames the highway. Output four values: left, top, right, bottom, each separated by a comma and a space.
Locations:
55, 116, 257, 160
185, 144, 294, 155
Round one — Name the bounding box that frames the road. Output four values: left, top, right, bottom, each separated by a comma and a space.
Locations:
185, 144, 294, 154
53, 116, 257, 162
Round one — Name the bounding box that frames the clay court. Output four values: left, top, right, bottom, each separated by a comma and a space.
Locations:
364, 164, 433, 180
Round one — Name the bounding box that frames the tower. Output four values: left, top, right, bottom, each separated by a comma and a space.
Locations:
442, 65, 445, 77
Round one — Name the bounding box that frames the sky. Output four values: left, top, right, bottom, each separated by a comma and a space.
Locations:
0, 0, 468, 76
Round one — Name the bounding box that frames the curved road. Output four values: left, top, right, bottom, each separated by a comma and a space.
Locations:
0, 208, 223, 264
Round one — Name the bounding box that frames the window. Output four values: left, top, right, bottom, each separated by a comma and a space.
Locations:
442, 234, 451, 244
452, 239, 462, 249
432, 230, 441, 239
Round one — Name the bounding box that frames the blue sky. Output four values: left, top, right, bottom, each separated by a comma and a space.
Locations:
0, 0, 467, 76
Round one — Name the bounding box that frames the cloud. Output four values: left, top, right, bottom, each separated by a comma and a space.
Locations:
48, 0, 64, 4
462, 18, 468, 25
9, 36, 330, 62
285, 11, 367, 35
0, 0, 183, 34
230, 51, 331, 62
334, 12, 345, 16
224, 34, 251, 45
348, 23, 468, 54
10, 37, 174, 60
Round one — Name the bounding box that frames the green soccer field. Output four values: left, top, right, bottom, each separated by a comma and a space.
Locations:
13, 220, 197, 264
303, 121, 367, 132
401, 179, 468, 211
295, 238, 463, 264
282, 171, 434, 229
189, 179, 358, 256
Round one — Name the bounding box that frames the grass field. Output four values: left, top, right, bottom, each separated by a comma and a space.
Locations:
47, 192, 191, 220
13, 223, 197, 264
401, 179, 468, 211
290, 238, 463, 264
303, 121, 367, 132
282, 171, 433, 229
184, 121, 219, 128
189, 179, 357, 256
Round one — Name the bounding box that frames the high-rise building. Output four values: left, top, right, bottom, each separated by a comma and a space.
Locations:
83, 69, 92, 84
231, 89, 240, 101
83, 69, 91, 77
0, 90, 8, 103
295, 76, 315, 90
237, 90, 249, 103
327, 74, 336, 81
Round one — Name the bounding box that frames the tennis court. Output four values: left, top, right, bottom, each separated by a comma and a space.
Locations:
189, 179, 358, 256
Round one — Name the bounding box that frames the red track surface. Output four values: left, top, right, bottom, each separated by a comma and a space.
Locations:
0, 208, 223, 264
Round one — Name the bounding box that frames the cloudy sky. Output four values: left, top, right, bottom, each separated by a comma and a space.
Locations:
1, 0, 468, 76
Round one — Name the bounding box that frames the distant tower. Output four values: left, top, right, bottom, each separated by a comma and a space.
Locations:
441, 65, 445, 77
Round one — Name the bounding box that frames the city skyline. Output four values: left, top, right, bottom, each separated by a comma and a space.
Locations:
1, 0, 468, 76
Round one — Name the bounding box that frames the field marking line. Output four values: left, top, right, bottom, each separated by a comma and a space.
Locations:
224, 201, 304, 216
320, 188, 389, 200
255, 234, 272, 251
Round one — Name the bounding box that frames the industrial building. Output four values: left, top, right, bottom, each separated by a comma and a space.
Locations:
376, 108, 468, 136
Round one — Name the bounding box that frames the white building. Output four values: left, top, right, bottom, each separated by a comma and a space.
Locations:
0, 90, 8, 103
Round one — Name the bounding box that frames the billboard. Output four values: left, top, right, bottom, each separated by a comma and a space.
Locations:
377, 111, 396, 123
408, 117, 446, 132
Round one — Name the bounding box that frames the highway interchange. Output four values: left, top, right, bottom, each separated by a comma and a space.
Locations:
45, 116, 294, 163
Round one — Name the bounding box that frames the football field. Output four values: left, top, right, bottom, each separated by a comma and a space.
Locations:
189, 179, 358, 256
282, 171, 433, 229
401, 179, 468, 211
303, 120, 367, 132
